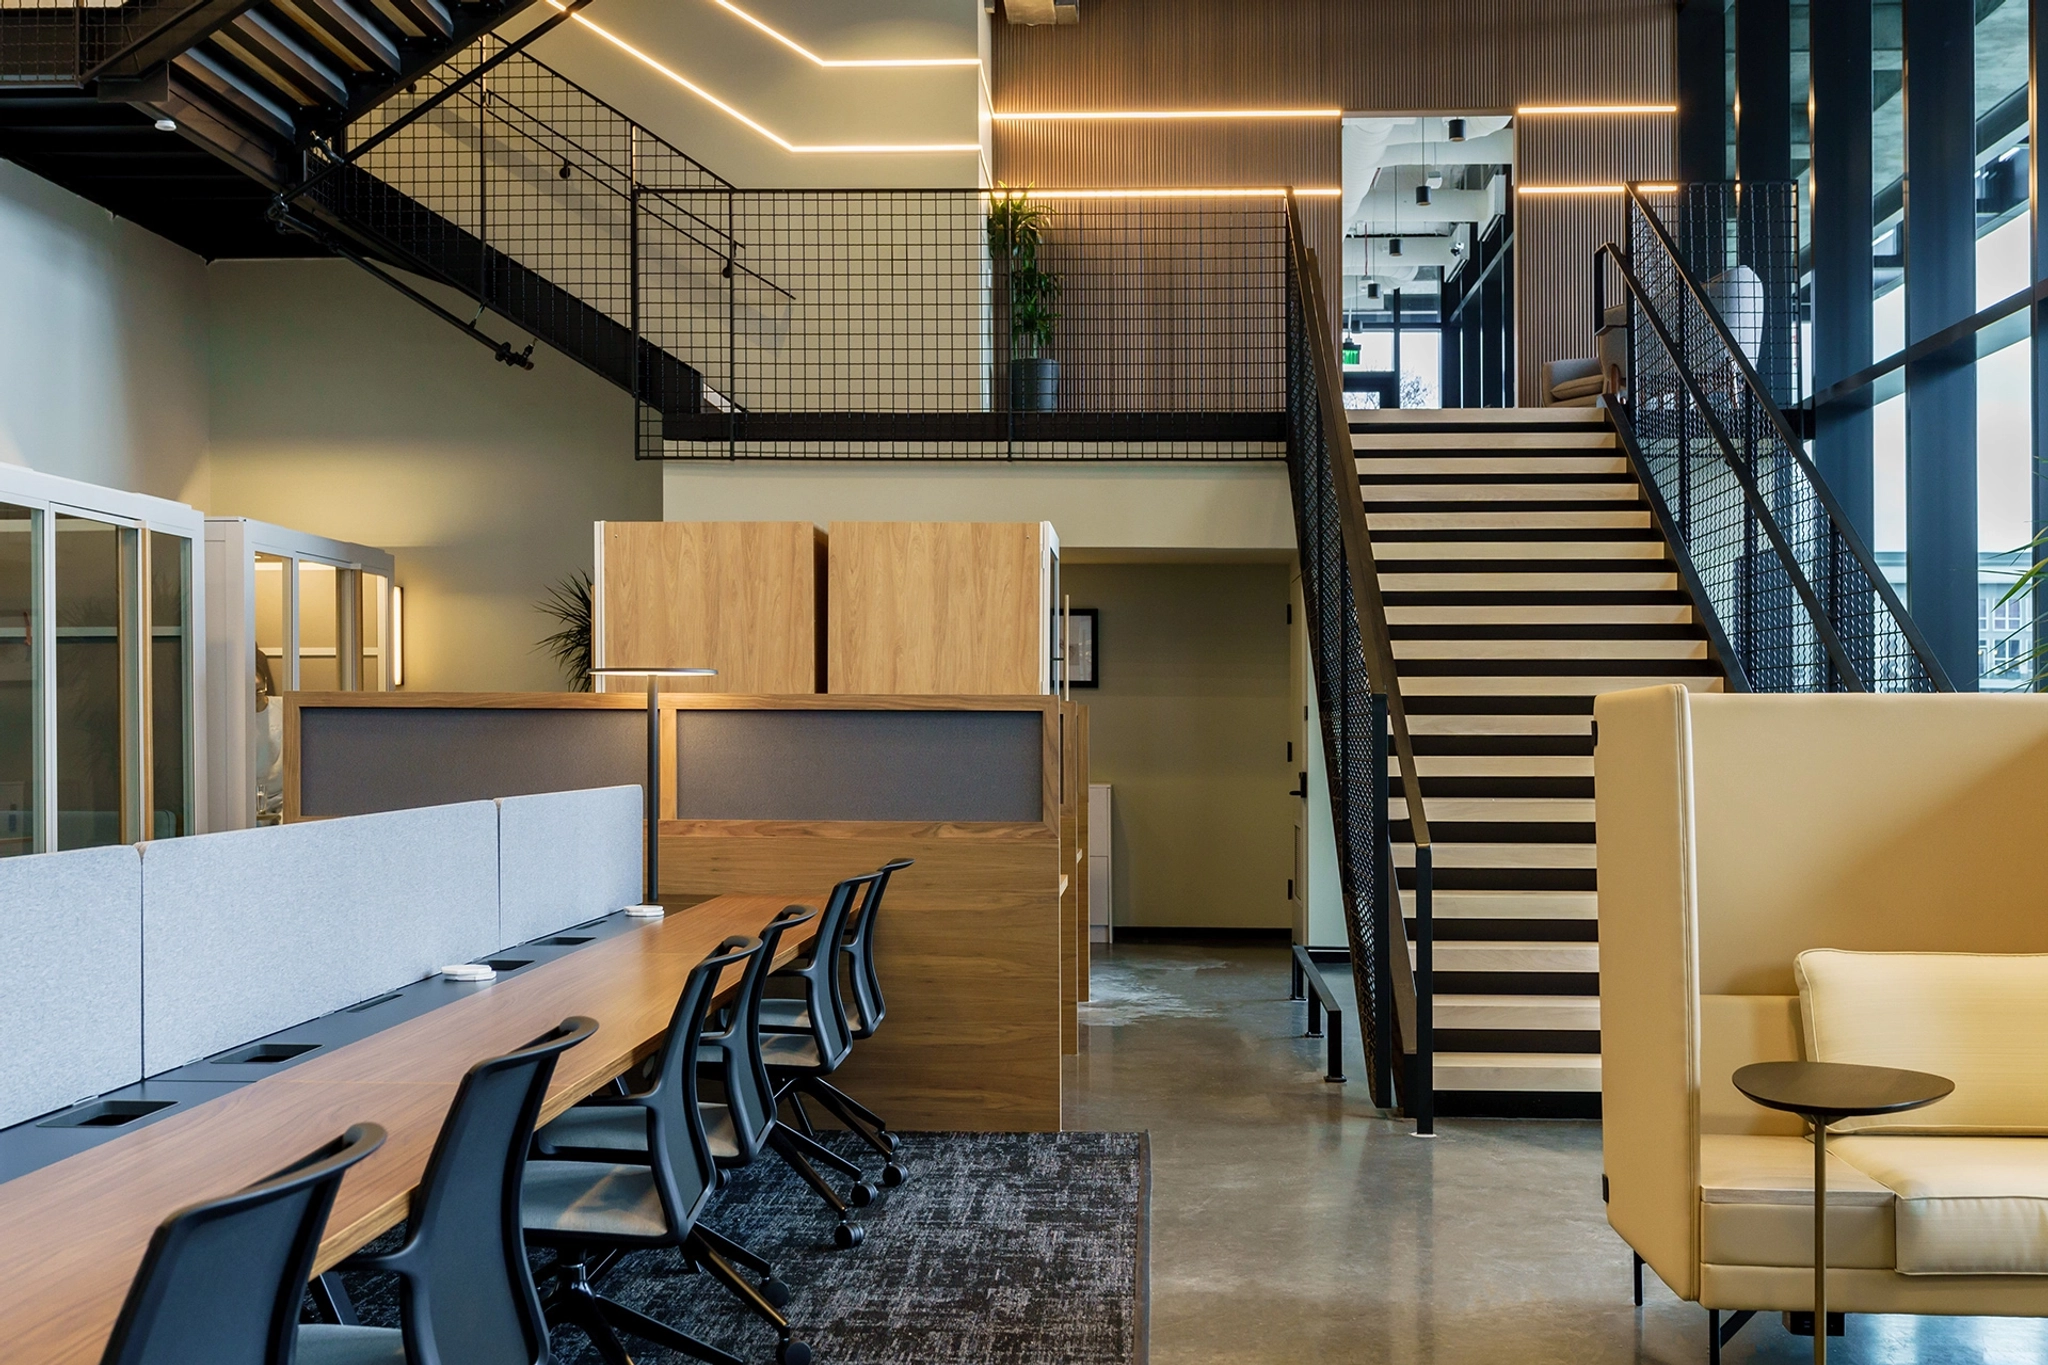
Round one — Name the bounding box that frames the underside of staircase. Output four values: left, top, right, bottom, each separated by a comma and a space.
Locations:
1357, 404, 1725, 1118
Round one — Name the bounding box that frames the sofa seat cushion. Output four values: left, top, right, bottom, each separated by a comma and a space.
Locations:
1833, 1136, 2048, 1275
1796, 949, 2048, 1134
1550, 373, 1606, 401
1698, 1134, 1894, 1269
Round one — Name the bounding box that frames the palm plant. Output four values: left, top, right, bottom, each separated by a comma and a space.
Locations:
988, 187, 1061, 359
1986, 541, 2047, 689
535, 570, 594, 691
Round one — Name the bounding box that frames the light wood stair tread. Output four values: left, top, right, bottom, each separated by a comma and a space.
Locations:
1432, 1053, 1602, 1091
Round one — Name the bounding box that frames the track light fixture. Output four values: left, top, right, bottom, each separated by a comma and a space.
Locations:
1447, 117, 1466, 142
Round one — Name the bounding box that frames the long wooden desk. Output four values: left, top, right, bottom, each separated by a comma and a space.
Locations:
0, 894, 819, 1365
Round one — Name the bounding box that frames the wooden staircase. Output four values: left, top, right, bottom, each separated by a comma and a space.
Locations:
1355, 405, 1724, 1117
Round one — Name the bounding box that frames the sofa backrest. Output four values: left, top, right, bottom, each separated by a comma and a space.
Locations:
1699, 994, 1805, 1136
1797, 948, 2048, 1134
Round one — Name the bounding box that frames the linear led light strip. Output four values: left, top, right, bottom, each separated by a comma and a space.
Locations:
1018, 186, 1344, 198
711, 0, 979, 67
1518, 183, 1678, 195
992, 108, 1341, 121
1516, 104, 1678, 115
544, 0, 980, 153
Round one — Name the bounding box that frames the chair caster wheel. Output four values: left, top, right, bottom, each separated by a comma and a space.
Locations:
849, 1181, 878, 1207
832, 1221, 864, 1250
878, 1130, 898, 1155
761, 1277, 791, 1309
778, 1339, 812, 1365
882, 1162, 907, 1187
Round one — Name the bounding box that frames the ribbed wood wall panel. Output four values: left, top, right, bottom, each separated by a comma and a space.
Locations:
991, 0, 1676, 404
1516, 114, 1675, 399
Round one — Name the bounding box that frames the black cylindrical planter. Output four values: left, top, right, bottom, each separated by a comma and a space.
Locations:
1011, 357, 1059, 412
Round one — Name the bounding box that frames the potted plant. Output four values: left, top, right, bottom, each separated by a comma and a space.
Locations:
989, 187, 1062, 412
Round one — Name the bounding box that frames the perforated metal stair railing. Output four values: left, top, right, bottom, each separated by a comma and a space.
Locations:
1599, 184, 1950, 694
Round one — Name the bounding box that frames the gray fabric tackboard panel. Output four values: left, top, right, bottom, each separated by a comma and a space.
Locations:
674, 710, 1043, 822
0, 846, 143, 1129
497, 786, 644, 944
298, 707, 646, 817
140, 801, 500, 1074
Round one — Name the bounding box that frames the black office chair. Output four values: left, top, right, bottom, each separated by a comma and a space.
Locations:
539, 905, 826, 1265
297, 1016, 598, 1365
523, 937, 809, 1365
98, 1123, 386, 1365
762, 858, 913, 1183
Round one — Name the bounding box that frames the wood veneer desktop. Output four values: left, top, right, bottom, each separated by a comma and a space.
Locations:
0, 894, 816, 1365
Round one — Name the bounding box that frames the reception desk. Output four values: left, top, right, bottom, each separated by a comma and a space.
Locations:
285, 692, 1083, 1130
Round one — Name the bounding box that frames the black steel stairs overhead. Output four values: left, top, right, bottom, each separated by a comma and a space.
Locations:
0, 0, 548, 255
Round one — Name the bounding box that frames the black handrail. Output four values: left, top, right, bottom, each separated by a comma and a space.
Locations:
1290, 945, 1347, 1083
1615, 186, 1949, 692
1284, 194, 1433, 1134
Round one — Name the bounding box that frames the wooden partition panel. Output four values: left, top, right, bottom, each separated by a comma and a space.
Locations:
829, 522, 1048, 695
661, 822, 1061, 1131
597, 521, 824, 694
286, 691, 1067, 1131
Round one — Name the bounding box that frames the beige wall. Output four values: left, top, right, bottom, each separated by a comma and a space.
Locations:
1063, 562, 1293, 930
204, 260, 660, 691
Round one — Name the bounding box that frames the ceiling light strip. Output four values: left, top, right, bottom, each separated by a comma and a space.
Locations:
545, 2, 979, 153
710, 0, 979, 68
1517, 183, 1678, 195
992, 108, 1341, 121
1013, 186, 1343, 198
1515, 103, 1678, 115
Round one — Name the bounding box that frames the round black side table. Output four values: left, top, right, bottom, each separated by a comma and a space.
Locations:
1732, 1061, 1953, 1365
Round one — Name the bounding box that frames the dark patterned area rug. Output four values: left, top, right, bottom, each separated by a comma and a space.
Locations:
329, 1130, 1149, 1365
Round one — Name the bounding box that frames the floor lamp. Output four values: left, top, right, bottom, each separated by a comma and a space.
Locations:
590, 666, 716, 907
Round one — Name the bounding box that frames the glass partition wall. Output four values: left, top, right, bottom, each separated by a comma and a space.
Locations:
0, 470, 204, 856
207, 522, 395, 829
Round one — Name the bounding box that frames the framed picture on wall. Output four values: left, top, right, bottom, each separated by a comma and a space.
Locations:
1066, 608, 1098, 688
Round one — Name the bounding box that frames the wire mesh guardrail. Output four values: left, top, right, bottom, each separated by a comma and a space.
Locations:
1612, 185, 1947, 692
0, 0, 206, 87
288, 36, 1288, 461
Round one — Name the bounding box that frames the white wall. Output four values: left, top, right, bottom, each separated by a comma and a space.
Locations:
665, 459, 1295, 553
0, 161, 210, 503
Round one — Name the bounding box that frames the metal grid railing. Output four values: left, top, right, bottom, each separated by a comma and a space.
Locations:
0, 0, 209, 87
288, 36, 1288, 461
1284, 220, 1392, 1108
1612, 185, 1947, 692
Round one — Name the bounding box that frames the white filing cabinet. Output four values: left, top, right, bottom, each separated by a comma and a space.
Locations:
1088, 782, 1112, 943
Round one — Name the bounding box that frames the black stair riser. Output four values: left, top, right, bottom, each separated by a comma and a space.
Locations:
1431, 972, 1601, 995
1409, 735, 1594, 756
1408, 869, 1598, 892
1434, 1030, 1602, 1054
1403, 917, 1598, 942
1357, 472, 1635, 486
1391, 777, 1594, 798
1382, 559, 1674, 574
1362, 500, 1644, 514
1395, 659, 1717, 678
1370, 528, 1663, 543
1390, 623, 1706, 640
1405, 696, 1595, 715
1383, 590, 1690, 607
1431, 1091, 1602, 1120
1391, 822, 1593, 843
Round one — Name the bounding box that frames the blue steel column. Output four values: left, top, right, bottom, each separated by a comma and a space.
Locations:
1810, 0, 1875, 541
1736, 0, 1792, 183
1677, 0, 1729, 182
1902, 0, 1980, 687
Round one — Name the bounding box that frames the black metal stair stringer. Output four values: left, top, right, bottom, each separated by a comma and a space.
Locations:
288, 161, 703, 418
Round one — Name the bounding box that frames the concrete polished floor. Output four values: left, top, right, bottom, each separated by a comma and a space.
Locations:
1064, 943, 2048, 1365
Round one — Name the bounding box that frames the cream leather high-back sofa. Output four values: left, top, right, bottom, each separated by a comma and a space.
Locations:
1597, 686, 2048, 1319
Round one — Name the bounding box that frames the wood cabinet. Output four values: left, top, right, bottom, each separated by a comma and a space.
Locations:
827, 521, 1059, 695
595, 521, 823, 693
